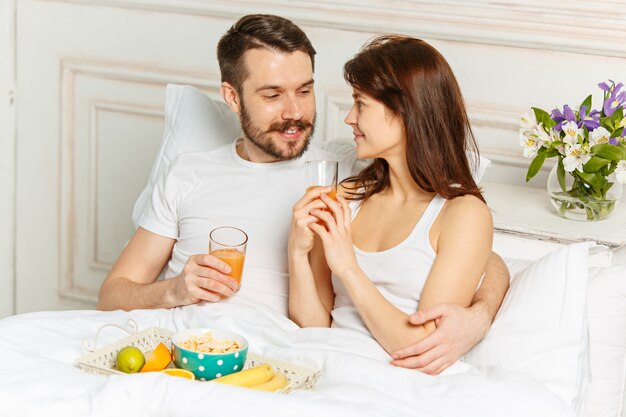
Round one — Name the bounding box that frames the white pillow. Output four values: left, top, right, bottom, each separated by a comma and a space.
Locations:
133, 84, 492, 226
132, 84, 242, 226
465, 242, 593, 413
584, 264, 626, 417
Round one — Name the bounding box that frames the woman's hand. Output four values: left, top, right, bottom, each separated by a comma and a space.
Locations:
288, 187, 332, 257
309, 194, 359, 279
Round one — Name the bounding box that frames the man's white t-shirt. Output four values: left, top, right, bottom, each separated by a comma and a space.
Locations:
139, 138, 355, 316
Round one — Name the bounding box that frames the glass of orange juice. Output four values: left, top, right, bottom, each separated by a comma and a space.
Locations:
305, 160, 339, 201
209, 226, 248, 289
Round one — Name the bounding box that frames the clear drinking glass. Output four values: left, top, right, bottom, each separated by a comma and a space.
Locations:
305, 160, 339, 200
209, 226, 248, 287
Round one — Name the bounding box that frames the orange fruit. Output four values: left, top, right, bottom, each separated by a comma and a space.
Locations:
161, 368, 195, 380
140, 342, 172, 372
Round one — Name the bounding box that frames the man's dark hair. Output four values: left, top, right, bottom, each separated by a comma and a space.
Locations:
217, 14, 316, 94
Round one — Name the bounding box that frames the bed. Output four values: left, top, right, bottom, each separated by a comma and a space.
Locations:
0, 85, 624, 417
0, 293, 582, 416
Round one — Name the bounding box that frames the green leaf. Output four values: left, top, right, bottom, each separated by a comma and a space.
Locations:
581, 126, 589, 142
545, 148, 560, 158
601, 116, 615, 131
611, 127, 624, 138
574, 183, 591, 202
526, 149, 547, 182
583, 156, 611, 173
580, 95, 593, 113
577, 171, 608, 191
532, 107, 556, 129
607, 162, 617, 175
595, 173, 609, 192
591, 144, 626, 161
557, 158, 566, 192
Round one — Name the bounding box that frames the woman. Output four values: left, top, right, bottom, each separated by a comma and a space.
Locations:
288, 36, 492, 365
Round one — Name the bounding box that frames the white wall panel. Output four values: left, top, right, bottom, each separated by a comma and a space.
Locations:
44, 0, 626, 57
91, 103, 163, 267
60, 66, 166, 302
0, 0, 16, 318
15, 0, 231, 311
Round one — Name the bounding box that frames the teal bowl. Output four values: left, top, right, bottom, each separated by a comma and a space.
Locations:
171, 328, 249, 381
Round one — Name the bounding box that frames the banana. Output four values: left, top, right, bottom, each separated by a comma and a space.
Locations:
250, 371, 289, 392
212, 364, 274, 387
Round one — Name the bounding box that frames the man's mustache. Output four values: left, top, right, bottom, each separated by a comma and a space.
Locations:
267, 119, 313, 133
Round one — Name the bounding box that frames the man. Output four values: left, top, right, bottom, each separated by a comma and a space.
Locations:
98, 14, 509, 375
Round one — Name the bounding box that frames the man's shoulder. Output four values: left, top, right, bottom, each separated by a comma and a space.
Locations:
172, 142, 232, 166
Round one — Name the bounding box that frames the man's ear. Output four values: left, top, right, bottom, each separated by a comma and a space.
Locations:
220, 82, 241, 113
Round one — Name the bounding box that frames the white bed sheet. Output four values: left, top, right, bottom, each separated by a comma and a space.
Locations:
0, 297, 573, 417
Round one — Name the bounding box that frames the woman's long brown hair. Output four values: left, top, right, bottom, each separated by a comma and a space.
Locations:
342, 35, 485, 203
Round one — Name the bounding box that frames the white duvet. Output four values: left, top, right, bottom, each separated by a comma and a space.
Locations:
0, 297, 573, 417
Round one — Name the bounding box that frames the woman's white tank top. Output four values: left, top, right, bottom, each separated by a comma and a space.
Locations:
331, 194, 447, 335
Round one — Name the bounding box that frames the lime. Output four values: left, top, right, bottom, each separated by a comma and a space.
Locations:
115, 346, 146, 373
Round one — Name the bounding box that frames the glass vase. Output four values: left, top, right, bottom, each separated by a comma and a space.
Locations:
547, 165, 622, 221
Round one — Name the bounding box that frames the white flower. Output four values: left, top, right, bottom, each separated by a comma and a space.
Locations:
519, 123, 552, 158
590, 127, 611, 146
523, 146, 538, 158
561, 121, 583, 145
536, 123, 552, 144
550, 128, 561, 143
520, 112, 538, 130
519, 131, 540, 158
562, 144, 591, 172
616, 160, 626, 184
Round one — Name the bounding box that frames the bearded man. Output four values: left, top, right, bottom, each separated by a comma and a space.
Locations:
98, 14, 354, 313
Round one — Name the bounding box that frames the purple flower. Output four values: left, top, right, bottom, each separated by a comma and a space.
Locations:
609, 137, 620, 145
600, 80, 626, 117
563, 105, 576, 121
598, 80, 623, 92
551, 104, 600, 131
551, 105, 577, 131
550, 110, 563, 131
604, 93, 626, 116
579, 106, 601, 130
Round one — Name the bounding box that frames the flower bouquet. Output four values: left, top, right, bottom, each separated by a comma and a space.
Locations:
520, 80, 626, 221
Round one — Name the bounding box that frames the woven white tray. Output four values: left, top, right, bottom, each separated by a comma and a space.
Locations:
76, 320, 321, 394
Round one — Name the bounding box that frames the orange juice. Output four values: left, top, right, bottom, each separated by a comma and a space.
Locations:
306, 186, 337, 201
210, 248, 245, 284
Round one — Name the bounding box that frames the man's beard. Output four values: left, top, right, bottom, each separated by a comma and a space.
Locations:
239, 102, 316, 161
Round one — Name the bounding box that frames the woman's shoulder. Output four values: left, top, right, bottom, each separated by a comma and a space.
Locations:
440, 193, 491, 224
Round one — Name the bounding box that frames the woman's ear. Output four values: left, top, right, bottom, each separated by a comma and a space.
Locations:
220, 82, 241, 113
